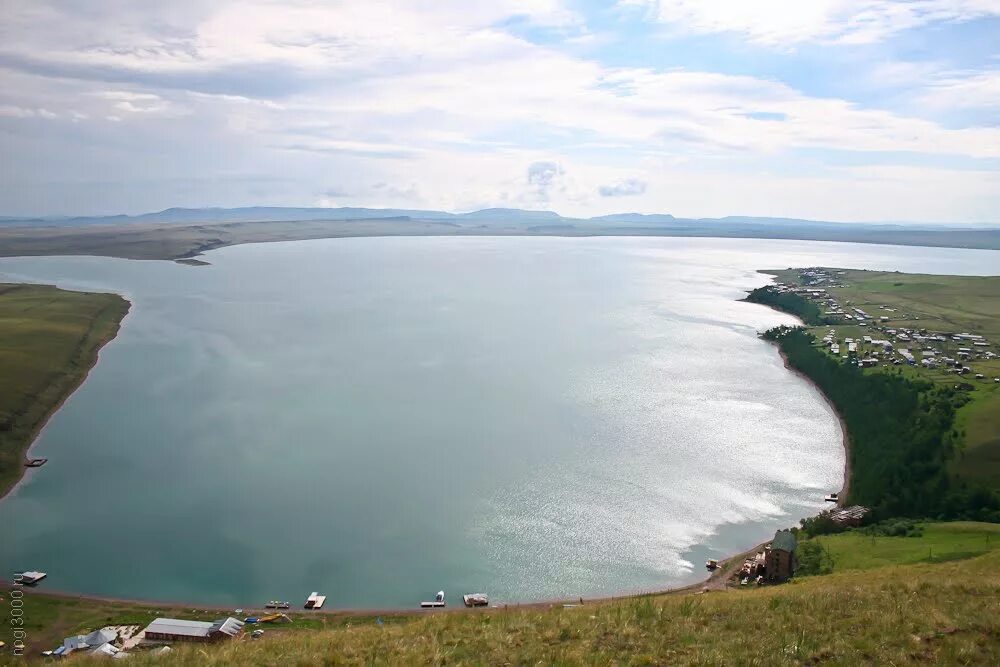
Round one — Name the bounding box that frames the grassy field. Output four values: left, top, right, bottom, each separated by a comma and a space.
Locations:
9, 538, 993, 664
4, 523, 998, 663
0, 592, 408, 658
764, 268, 1000, 489
811, 521, 1000, 572
0, 283, 129, 498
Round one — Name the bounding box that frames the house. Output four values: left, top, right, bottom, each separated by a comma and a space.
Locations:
89, 642, 123, 658
62, 628, 118, 654
737, 550, 767, 581
142, 617, 244, 643
764, 530, 797, 581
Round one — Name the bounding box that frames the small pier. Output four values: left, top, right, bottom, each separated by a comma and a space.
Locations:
18, 571, 47, 585
421, 591, 446, 608
304, 592, 326, 609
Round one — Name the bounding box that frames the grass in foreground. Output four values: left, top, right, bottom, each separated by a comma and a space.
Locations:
3, 523, 996, 665
67, 549, 1000, 666
0, 283, 129, 498
0, 594, 405, 659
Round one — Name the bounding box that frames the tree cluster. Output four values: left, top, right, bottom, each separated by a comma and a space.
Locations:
745, 286, 830, 325
765, 326, 1000, 522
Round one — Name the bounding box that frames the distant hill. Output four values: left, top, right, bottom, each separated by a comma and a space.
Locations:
708, 215, 909, 230
0, 207, 460, 227
2, 206, 995, 231
457, 208, 562, 221
2, 206, 999, 260
589, 212, 677, 224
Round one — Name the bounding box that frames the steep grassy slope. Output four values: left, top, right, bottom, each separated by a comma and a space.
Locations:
42, 548, 995, 665
0, 283, 129, 498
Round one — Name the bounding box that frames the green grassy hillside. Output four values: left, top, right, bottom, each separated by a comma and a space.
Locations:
0, 283, 129, 498
810, 521, 1000, 572
83, 547, 1000, 665
1, 523, 994, 664
759, 269, 1000, 495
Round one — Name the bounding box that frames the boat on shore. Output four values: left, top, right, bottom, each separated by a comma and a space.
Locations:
463, 593, 488, 607
17, 571, 47, 585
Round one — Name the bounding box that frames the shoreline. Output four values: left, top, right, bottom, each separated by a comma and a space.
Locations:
741, 280, 852, 503
0, 288, 131, 501
1, 271, 849, 619
775, 346, 852, 503
2, 539, 766, 619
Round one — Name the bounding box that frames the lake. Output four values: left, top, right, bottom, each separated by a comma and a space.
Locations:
2, 236, 998, 608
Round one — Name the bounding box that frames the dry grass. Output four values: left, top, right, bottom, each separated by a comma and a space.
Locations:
65, 549, 1000, 666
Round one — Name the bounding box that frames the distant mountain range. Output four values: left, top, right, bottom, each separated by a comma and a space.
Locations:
2, 205, 1000, 260
2, 206, 995, 230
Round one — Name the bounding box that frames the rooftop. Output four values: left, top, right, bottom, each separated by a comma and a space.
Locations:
771, 530, 797, 553
144, 618, 214, 638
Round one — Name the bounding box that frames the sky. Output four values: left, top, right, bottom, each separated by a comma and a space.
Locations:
0, 1, 998, 222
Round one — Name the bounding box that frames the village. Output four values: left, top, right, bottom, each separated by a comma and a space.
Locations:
7, 575, 492, 659
764, 268, 1000, 383
716, 504, 871, 589
0, 609, 252, 660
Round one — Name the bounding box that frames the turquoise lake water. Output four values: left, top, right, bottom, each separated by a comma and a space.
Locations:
2, 236, 997, 608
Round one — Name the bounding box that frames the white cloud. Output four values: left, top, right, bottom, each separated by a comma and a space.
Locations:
94, 91, 186, 116
0, 0, 582, 75
0, 104, 57, 119
599, 178, 648, 197
620, 0, 1000, 46
526, 161, 565, 203
917, 69, 1000, 110
0, 1, 997, 221
0, 105, 37, 118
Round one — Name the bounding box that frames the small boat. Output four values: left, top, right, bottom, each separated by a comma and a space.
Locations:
463, 593, 489, 607
705, 559, 719, 570
304, 592, 326, 609
24, 458, 48, 468
265, 601, 290, 609
17, 571, 47, 585
259, 613, 291, 624
420, 591, 446, 608
824, 493, 839, 503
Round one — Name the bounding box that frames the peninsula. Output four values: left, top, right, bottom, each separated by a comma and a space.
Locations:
1, 207, 999, 264
0, 283, 130, 499
747, 268, 1000, 522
